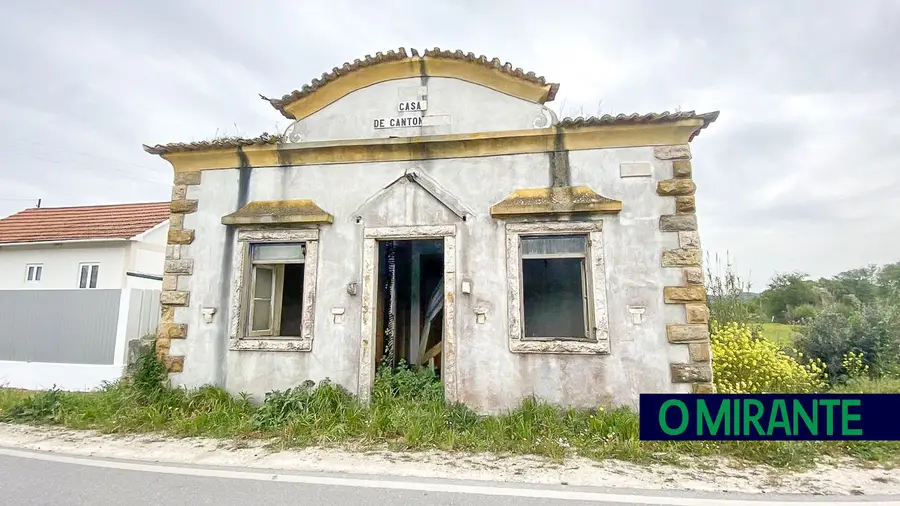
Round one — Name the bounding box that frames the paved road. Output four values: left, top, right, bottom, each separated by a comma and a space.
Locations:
1, 448, 899, 505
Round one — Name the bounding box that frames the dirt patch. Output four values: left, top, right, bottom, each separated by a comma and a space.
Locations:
0, 423, 897, 496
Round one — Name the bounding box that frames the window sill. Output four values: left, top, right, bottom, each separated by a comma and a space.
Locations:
229, 337, 312, 352
509, 338, 609, 355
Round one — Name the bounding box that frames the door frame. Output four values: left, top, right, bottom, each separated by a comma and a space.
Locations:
357, 225, 458, 404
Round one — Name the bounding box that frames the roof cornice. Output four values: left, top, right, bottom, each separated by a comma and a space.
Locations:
146, 116, 716, 173
260, 47, 559, 120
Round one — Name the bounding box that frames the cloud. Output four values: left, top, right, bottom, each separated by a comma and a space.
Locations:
0, 0, 897, 287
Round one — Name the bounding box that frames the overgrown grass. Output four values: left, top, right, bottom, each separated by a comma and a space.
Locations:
830, 377, 900, 394
1, 351, 898, 470
0, 387, 31, 414
758, 323, 804, 349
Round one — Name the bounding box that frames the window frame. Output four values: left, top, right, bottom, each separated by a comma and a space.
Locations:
228, 228, 319, 352
246, 244, 306, 338
25, 263, 43, 283
505, 221, 610, 355
77, 263, 100, 289
519, 235, 592, 341
247, 263, 279, 337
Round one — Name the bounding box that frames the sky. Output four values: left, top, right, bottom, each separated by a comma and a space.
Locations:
1, 0, 898, 290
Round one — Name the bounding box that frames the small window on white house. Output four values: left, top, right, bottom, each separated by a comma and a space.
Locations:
246, 243, 306, 337
78, 263, 100, 289
25, 264, 43, 282
520, 235, 591, 340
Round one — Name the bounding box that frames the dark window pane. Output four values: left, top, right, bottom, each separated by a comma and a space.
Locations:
521, 235, 585, 257
522, 257, 587, 338
79, 265, 89, 288
35, 266, 42, 281
279, 263, 305, 337
89, 265, 99, 288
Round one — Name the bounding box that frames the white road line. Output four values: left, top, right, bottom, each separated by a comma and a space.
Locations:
0, 447, 897, 505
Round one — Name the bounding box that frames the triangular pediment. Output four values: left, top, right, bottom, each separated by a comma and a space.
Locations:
353, 169, 472, 227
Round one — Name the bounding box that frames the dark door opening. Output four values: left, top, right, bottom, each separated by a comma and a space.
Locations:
375, 239, 444, 378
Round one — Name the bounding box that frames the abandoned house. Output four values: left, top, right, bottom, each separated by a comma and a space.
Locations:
143, 48, 718, 413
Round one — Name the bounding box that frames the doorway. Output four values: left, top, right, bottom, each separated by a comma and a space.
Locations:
358, 226, 457, 404
375, 239, 445, 376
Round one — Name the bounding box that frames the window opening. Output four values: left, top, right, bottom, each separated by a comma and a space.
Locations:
246, 242, 306, 338
520, 234, 591, 340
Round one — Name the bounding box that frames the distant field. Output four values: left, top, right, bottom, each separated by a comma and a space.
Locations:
758, 322, 803, 348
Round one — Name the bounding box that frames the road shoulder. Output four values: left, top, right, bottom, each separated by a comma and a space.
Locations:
0, 422, 897, 497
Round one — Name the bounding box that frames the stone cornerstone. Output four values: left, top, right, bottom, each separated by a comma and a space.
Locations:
156, 171, 202, 372
655, 145, 714, 393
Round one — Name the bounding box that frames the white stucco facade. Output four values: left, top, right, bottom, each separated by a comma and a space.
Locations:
0, 222, 168, 291
285, 77, 553, 142
0, 218, 168, 392
152, 59, 716, 413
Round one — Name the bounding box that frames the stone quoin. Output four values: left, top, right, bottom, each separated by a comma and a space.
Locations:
143, 47, 719, 413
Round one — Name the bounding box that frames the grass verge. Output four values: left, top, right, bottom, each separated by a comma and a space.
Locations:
1, 352, 898, 470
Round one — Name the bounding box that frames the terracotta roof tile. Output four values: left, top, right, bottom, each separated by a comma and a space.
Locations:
143, 133, 281, 156
261, 47, 560, 119
557, 111, 720, 140
0, 202, 170, 244
144, 111, 719, 155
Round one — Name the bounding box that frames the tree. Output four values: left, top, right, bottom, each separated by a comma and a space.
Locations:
820, 265, 880, 306
760, 272, 820, 323
877, 261, 900, 301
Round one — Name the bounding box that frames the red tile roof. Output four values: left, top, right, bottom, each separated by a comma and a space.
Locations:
0, 202, 170, 244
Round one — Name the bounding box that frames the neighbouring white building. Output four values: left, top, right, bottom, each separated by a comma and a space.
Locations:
0, 202, 170, 391
0, 202, 170, 290
143, 48, 719, 413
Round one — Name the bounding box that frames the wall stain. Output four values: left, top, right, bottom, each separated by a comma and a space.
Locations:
215, 147, 251, 384
549, 127, 571, 187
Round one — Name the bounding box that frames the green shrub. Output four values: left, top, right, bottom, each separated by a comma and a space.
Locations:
129, 340, 169, 401
251, 379, 355, 431
797, 301, 900, 380
711, 322, 827, 393
787, 303, 818, 323
0, 386, 67, 423
372, 360, 443, 403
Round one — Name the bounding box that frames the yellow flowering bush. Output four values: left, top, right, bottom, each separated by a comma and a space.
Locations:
711, 322, 827, 393
841, 351, 870, 380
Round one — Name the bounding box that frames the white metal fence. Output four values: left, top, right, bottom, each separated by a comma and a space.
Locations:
0, 289, 160, 391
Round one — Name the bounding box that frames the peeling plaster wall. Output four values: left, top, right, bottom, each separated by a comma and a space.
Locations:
171, 80, 692, 412
287, 77, 553, 142
176, 147, 686, 411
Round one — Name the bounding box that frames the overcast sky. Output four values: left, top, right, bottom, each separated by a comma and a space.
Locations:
1, 0, 897, 289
